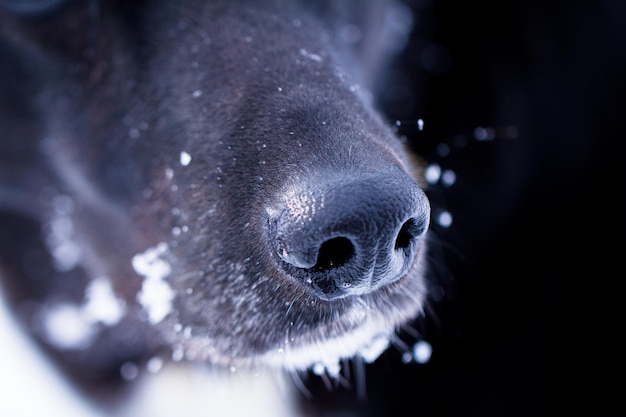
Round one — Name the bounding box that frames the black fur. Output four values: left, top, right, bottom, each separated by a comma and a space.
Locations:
0, 0, 429, 399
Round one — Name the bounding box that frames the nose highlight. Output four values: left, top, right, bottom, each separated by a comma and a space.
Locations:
267, 168, 430, 301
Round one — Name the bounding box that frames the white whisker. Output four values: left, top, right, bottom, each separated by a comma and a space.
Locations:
355, 296, 371, 310
285, 295, 301, 316
287, 369, 312, 399
352, 355, 367, 401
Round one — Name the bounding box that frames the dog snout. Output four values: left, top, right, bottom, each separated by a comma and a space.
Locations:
267, 167, 430, 301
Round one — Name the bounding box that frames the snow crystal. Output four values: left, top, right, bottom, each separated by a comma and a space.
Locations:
120, 361, 139, 381
441, 169, 456, 186
474, 126, 495, 141
132, 243, 175, 324
42, 277, 126, 350
299, 48, 323, 62
436, 210, 453, 228
424, 163, 442, 184
42, 303, 95, 350
417, 118, 424, 131
83, 278, 125, 326
412, 340, 432, 364
46, 215, 81, 272
180, 151, 192, 166
146, 356, 164, 374
172, 345, 184, 362
311, 359, 342, 379
311, 362, 324, 375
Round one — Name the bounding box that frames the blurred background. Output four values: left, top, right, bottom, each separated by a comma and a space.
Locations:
302, 0, 625, 415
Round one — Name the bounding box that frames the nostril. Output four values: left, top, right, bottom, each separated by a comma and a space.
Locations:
395, 217, 427, 252
314, 237, 355, 271
267, 167, 430, 300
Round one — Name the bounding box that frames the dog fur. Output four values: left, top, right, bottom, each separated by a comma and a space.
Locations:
0, 0, 430, 415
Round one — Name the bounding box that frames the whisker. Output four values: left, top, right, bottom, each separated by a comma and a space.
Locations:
399, 322, 422, 339
341, 357, 352, 383
355, 296, 372, 310
352, 355, 367, 401
390, 332, 411, 353
334, 368, 352, 390
390, 333, 415, 364
319, 371, 333, 391
285, 294, 301, 316
287, 369, 312, 399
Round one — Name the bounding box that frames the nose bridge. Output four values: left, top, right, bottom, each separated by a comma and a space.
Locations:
320, 174, 415, 246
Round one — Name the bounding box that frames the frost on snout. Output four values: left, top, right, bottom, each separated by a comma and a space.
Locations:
0, 0, 437, 396
132, 243, 175, 325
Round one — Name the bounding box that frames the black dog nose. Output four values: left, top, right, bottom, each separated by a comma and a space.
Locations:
266, 167, 430, 300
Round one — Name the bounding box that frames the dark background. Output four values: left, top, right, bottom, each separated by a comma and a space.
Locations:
303, 0, 625, 415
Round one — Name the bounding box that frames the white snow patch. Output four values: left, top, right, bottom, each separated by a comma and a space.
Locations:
180, 151, 192, 166
0, 286, 107, 417
42, 303, 95, 350
299, 48, 323, 62
46, 215, 82, 271
147, 356, 164, 374
41, 277, 126, 350
133, 243, 175, 324
83, 277, 125, 326
172, 345, 184, 362
117, 364, 299, 417
312, 360, 341, 378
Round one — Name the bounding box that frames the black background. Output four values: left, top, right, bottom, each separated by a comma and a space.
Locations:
303, 0, 625, 415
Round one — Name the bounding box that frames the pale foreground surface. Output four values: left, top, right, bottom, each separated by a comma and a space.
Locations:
0, 286, 300, 417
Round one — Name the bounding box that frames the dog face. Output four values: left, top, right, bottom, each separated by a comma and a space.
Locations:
0, 0, 430, 386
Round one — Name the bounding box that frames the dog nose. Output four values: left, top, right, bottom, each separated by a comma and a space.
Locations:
266, 167, 430, 300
